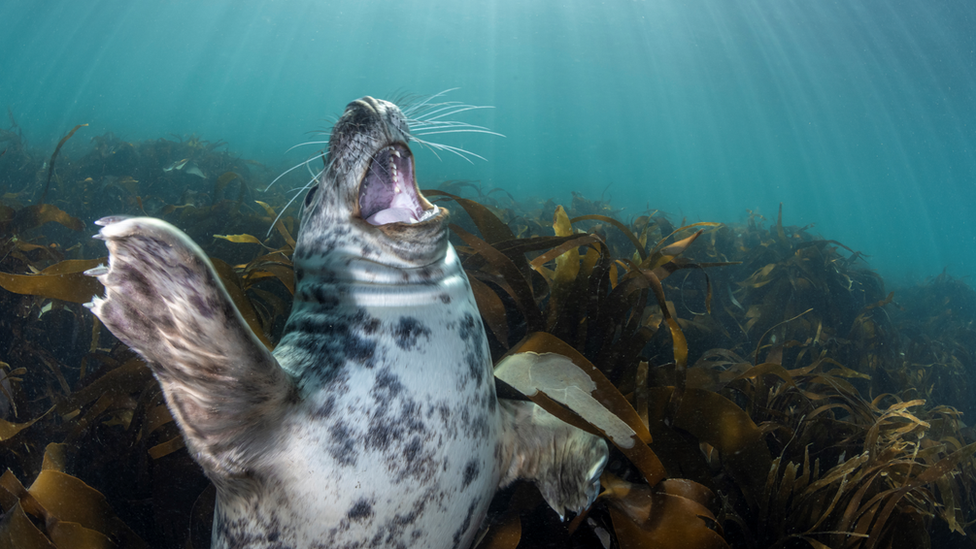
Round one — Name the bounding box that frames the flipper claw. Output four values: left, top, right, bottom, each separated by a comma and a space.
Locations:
84, 265, 108, 277
94, 215, 130, 226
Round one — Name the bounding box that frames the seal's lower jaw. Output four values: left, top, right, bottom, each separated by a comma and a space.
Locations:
358, 143, 439, 226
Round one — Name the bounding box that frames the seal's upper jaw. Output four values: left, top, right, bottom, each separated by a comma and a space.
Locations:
356, 142, 441, 226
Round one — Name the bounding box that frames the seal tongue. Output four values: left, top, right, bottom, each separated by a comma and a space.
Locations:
359, 144, 435, 225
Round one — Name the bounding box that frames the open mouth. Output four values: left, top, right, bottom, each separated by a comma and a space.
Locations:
358, 143, 438, 226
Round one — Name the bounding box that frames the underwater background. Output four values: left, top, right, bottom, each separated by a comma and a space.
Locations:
3, 1, 976, 549
2, 0, 974, 283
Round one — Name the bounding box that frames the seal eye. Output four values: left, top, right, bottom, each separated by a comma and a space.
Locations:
304, 186, 318, 207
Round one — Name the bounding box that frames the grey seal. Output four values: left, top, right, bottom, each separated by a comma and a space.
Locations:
85, 96, 608, 548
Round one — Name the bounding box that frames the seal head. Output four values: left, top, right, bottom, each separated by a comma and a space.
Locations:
299, 96, 447, 268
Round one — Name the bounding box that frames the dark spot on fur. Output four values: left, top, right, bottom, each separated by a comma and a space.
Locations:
313, 395, 337, 419
374, 370, 403, 397
328, 422, 357, 466
438, 403, 451, 423
462, 459, 480, 489
404, 437, 423, 463
318, 269, 338, 284
189, 293, 214, 319
304, 283, 339, 308
283, 310, 378, 371
347, 499, 373, 521
465, 349, 486, 388
366, 422, 395, 451
393, 316, 431, 350
439, 293, 451, 304
458, 313, 478, 341
344, 334, 376, 364
363, 317, 381, 335
460, 408, 490, 439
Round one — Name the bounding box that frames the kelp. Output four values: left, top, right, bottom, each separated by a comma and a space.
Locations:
38, 124, 87, 205
2, 128, 976, 549
603, 475, 729, 549
0, 443, 147, 549
1, 204, 85, 234
0, 258, 104, 304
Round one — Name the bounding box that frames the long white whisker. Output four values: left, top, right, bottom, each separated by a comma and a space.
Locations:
413, 128, 505, 138
266, 186, 310, 238
265, 156, 321, 192
285, 141, 330, 153
409, 139, 444, 162
416, 105, 494, 123
408, 121, 494, 133
410, 123, 481, 130
265, 158, 332, 237
400, 88, 460, 116
406, 102, 466, 120
305, 158, 319, 178
410, 137, 486, 163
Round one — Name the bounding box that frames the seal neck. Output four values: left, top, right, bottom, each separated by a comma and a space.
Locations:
294, 244, 469, 309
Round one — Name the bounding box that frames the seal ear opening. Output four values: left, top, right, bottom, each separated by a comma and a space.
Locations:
358, 143, 437, 226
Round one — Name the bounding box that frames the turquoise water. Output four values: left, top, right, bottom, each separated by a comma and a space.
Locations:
2, 0, 973, 284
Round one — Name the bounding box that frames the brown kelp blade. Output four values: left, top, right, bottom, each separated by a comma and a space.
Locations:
0, 407, 52, 442
214, 233, 270, 248
8, 203, 86, 233
571, 213, 648, 261
0, 444, 148, 549
39, 124, 87, 205
603, 474, 729, 549
452, 224, 544, 332
254, 200, 296, 249
210, 258, 274, 349
425, 189, 515, 244
0, 258, 105, 304
469, 276, 509, 345
643, 226, 715, 271
528, 234, 605, 281
646, 386, 772, 507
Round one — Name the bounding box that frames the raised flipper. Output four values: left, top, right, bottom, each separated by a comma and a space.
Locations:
497, 400, 608, 520
84, 217, 295, 478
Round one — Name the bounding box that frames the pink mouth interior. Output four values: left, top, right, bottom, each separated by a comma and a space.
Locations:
358, 143, 436, 225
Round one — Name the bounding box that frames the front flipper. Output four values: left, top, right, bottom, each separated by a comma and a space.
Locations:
498, 400, 608, 521
85, 217, 295, 477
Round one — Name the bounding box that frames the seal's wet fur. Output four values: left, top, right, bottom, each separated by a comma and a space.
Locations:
87, 97, 607, 548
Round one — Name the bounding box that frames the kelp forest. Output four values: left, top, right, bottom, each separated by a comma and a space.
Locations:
2, 119, 976, 549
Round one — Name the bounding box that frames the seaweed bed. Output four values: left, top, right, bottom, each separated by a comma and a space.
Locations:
1, 122, 976, 549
